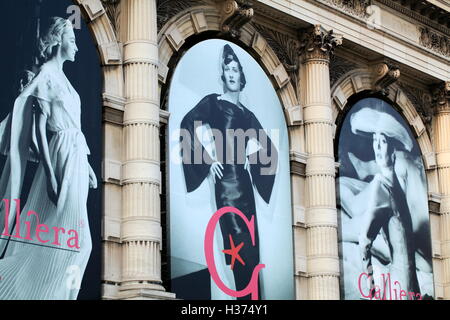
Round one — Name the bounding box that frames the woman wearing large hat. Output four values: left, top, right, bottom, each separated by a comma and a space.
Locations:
338, 98, 433, 299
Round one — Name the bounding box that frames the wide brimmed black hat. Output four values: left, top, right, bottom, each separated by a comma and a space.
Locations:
350, 107, 413, 152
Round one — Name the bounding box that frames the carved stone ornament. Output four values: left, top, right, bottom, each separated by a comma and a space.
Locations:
253, 23, 300, 90
399, 83, 433, 125
299, 25, 343, 61
432, 81, 450, 112
101, 0, 120, 33
219, 0, 254, 37
157, 0, 201, 32
329, 55, 359, 88
318, 0, 371, 19
419, 27, 450, 58
371, 62, 400, 95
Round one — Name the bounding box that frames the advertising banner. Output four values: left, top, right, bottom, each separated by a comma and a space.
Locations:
168, 39, 294, 300
337, 97, 434, 300
0, 1, 102, 300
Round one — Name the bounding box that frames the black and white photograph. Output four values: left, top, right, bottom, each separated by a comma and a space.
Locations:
0, 1, 102, 300
337, 97, 434, 300
168, 39, 294, 300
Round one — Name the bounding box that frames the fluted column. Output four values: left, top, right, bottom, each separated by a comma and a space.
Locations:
120, 0, 166, 296
299, 25, 342, 300
434, 82, 450, 299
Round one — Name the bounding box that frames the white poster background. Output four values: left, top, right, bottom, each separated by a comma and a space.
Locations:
168, 39, 294, 300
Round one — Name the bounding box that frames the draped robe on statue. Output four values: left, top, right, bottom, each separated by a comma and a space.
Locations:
180, 93, 277, 298
0, 63, 92, 300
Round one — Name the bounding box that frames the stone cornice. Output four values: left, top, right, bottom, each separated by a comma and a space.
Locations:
376, 0, 450, 35
310, 1, 450, 61
315, 0, 450, 36
257, 0, 448, 81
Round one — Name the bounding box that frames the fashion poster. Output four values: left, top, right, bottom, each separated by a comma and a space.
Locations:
337, 97, 434, 300
0, 1, 102, 300
168, 39, 294, 300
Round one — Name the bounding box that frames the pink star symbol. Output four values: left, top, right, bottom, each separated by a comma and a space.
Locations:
222, 234, 245, 270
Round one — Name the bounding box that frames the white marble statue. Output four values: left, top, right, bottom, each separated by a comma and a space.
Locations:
0, 17, 97, 300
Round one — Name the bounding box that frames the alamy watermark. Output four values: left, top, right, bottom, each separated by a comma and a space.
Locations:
67, 5, 82, 30
171, 122, 279, 176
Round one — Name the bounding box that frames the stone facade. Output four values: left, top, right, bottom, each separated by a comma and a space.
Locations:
73, 0, 449, 299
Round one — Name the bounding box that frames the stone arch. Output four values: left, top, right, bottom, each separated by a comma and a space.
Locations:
73, 0, 123, 105
331, 68, 443, 300
157, 4, 301, 299
157, 5, 301, 129
331, 68, 437, 194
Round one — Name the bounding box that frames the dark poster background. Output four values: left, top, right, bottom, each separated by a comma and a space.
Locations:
0, 0, 102, 300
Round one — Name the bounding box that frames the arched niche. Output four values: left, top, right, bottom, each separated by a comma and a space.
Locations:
332, 70, 441, 300
157, 4, 301, 300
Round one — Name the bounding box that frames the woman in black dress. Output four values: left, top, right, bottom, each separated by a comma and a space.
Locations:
180, 44, 277, 299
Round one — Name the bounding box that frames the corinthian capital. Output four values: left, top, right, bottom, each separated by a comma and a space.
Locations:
432, 81, 450, 113
299, 24, 343, 61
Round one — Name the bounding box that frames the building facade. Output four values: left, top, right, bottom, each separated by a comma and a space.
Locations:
1, 0, 447, 300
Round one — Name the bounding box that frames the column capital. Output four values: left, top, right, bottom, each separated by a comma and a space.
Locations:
432, 81, 450, 114
299, 25, 343, 62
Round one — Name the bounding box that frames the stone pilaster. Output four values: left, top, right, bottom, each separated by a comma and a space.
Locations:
119, 0, 172, 299
299, 25, 342, 300
433, 81, 450, 299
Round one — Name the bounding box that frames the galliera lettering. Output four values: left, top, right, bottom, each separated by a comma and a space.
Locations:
358, 272, 422, 300
1, 199, 79, 249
